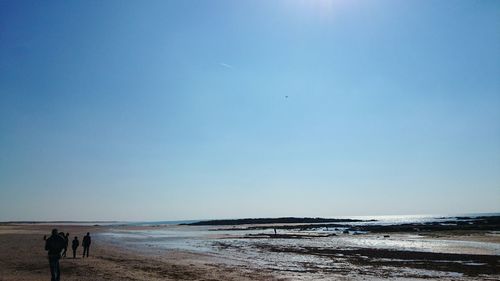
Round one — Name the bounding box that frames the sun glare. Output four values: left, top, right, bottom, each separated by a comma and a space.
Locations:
287, 0, 353, 20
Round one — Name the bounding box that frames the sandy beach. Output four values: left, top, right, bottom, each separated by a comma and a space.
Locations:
0, 224, 282, 281
1, 221, 499, 281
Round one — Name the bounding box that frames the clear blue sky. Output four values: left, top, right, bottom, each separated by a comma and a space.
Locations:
1, 0, 499, 221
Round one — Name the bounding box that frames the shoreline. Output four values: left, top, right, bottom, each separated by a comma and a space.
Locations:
0, 224, 282, 281
1, 223, 499, 280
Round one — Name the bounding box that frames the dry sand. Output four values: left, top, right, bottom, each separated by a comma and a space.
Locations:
0, 224, 283, 281
1, 224, 498, 281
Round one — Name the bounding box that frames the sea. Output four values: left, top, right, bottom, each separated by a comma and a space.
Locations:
94, 213, 500, 280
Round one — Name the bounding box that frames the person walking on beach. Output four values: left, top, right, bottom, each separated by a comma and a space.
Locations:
71, 236, 79, 259
82, 232, 91, 258
61, 232, 69, 258
45, 228, 66, 281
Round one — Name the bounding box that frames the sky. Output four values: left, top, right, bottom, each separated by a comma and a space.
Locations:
0, 0, 499, 221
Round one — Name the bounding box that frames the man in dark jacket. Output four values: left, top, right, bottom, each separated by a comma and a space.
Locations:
45, 228, 66, 281
82, 232, 91, 258
71, 236, 79, 259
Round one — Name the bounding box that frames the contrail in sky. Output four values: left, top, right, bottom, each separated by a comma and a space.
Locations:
218, 62, 233, 69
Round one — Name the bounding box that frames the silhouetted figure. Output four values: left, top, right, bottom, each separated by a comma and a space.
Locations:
274, 228, 277, 235
45, 229, 66, 281
71, 236, 79, 259
82, 232, 91, 258
61, 233, 69, 258
43, 235, 47, 241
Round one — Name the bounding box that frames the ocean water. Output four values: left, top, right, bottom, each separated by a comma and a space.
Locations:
99, 213, 500, 253
49, 212, 497, 227
131, 212, 500, 226
98, 213, 500, 279
99, 226, 500, 256
335, 212, 500, 225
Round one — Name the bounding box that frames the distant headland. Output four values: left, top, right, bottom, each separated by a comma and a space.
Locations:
181, 217, 375, 226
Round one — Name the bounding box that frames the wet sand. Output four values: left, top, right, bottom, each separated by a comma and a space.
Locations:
0, 224, 282, 281
244, 242, 499, 277
1, 224, 499, 281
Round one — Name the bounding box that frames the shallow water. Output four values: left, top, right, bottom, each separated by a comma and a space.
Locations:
98, 214, 500, 280
100, 225, 500, 255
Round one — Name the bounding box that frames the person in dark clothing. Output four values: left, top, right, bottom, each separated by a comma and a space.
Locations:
45, 228, 66, 281
82, 232, 91, 258
71, 236, 79, 259
61, 233, 69, 258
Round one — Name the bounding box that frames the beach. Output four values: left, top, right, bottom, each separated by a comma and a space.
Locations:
0, 224, 282, 281
0, 216, 499, 280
